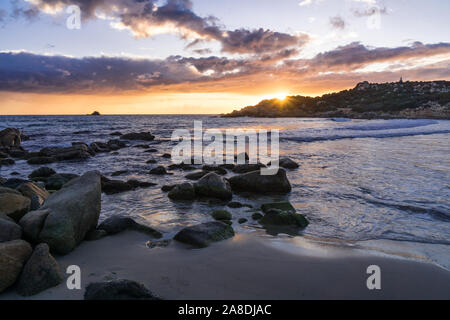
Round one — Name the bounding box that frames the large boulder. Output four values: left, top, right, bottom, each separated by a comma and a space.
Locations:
0, 214, 22, 242
84, 280, 160, 300
168, 183, 196, 200
0, 240, 32, 293
19, 171, 102, 255
174, 222, 234, 248
120, 132, 155, 141
0, 128, 21, 148
16, 243, 63, 296
0, 192, 31, 221
194, 173, 232, 200
98, 216, 162, 238
228, 169, 292, 194
19, 209, 50, 242
18, 182, 50, 210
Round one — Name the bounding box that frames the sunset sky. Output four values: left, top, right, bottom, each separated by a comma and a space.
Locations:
0, 0, 449, 115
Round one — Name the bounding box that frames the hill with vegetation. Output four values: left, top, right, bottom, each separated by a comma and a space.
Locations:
223, 80, 450, 119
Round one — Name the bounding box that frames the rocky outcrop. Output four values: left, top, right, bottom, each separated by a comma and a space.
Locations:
84, 280, 160, 300
98, 216, 162, 238
174, 222, 234, 248
229, 169, 292, 194
19, 171, 102, 255
194, 172, 232, 200
0, 240, 32, 293
16, 243, 63, 296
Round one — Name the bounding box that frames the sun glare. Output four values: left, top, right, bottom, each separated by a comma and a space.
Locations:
262, 92, 289, 101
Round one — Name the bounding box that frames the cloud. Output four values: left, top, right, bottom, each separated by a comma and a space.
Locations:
352, 6, 387, 17
21, 0, 308, 56
1, 41, 449, 95
329, 16, 346, 29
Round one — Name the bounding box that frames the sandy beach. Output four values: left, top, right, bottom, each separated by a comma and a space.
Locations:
2, 231, 449, 300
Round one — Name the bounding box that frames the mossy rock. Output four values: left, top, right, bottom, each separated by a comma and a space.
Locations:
211, 210, 232, 221
260, 212, 309, 228
261, 202, 296, 214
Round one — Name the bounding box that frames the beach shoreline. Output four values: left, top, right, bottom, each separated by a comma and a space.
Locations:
1, 231, 449, 300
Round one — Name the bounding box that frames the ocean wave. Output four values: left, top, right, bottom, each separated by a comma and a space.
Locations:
337, 119, 439, 131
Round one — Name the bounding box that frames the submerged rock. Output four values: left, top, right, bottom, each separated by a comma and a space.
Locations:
260, 210, 309, 228
84, 280, 160, 300
0, 240, 32, 293
174, 221, 234, 248
20, 171, 102, 255
261, 202, 296, 214
16, 243, 63, 296
194, 172, 232, 200
211, 210, 232, 221
229, 169, 292, 194
168, 183, 196, 201
149, 166, 167, 175
121, 132, 155, 141
98, 216, 162, 238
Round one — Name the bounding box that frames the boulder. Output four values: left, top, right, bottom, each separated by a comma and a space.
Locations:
45, 173, 79, 190
0, 240, 32, 293
101, 177, 156, 195
279, 157, 299, 169
18, 182, 50, 210
121, 132, 155, 141
29, 167, 56, 179
260, 211, 309, 228
0, 158, 15, 166
252, 213, 263, 220
0, 192, 31, 221
16, 243, 63, 296
194, 172, 232, 200
261, 202, 296, 214
161, 185, 176, 192
202, 165, 227, 175
0, 186, 21, 195
211, 210, 232, 221
19, 171, 102, 255
1, 178, 29, 189
238, 218, 248, 224
0, 215, 22, 242
149, 166, 167, 175
174, 222, 234, 248
19, 209, 50, 242
229, 169, 292, 194
27, 156, 56, 165
232, 163, 266, 174
168, 183, 196, 200
0, 128, 21, 148
227, 201, 252, 209
38, 145, 92, 162
185, 170, 208, 181
84, 280, 160, 300
98, 216, 162, 239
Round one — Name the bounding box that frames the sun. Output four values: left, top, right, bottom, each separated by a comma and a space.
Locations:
261, 92, 289, 101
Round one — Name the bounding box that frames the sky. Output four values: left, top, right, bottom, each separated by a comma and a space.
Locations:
0, 0, 449, 115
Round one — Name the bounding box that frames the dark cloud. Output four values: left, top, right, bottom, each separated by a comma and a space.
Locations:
329, 16, 345, 29
22, 0, 308, 55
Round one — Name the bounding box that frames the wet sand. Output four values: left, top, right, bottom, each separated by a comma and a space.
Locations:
2, 231, 449, 300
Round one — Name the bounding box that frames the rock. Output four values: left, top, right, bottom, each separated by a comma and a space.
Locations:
238, 218, 248, 224
126, 179, 156, 189
38, 144, 92, 162
111, 170, 128, 177
29, 167, 56, 179
211, 210, 232, 221
107, 139, 126, 150
0, 240, 32, 293
0, 158, 15, 166
161, 185, 176, 192
16, 243, 63, 296
168, 183, 196, 200
261, 202, 296, 214
101, 177, 156, 195
27, 156, 56, 165
19, 209, 49, 242
90, 142, 110, 153
229, 169, 291, 194
20, 171, 102, 255
260, 211, 309, 228
202, 165, 227, 175
232, 163, 266, 174
220, 164, 236, 170
91, 111, 101, 116
227, 201, 252, 209
0, 128, 22, 148
0, 192, 31, 221
252, 213, 263, 220
110, 131, 123, 136
18, 182, 50, 210
174, 222, 234, 248
85, 229, 108, 241
45, 173, 79, 190
162, 153, 171, 159
194, 172, 232, 200
146, 158, 157, 164
98, 216, 162, 239
185, 170, 208, 181
0, 186, 21, 195
146, 240, 171, 249
121, 132, 155, 141
0, 215, 22, 242
1, 178, 29, 189
145, 148, 158, 153
168, 163, 195, 171
279, 157, 299, 169
84, 280, 160, 300
10, 172, 20, 176
149, 166, 167, 175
